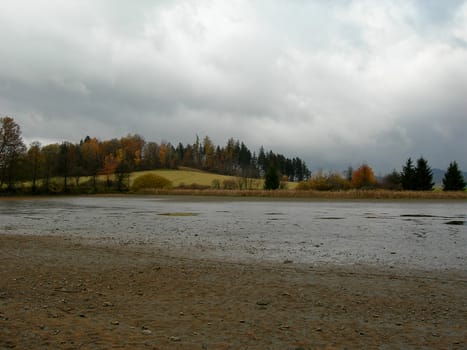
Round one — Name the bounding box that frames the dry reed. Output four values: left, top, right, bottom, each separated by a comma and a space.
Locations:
133, 188, 467, 200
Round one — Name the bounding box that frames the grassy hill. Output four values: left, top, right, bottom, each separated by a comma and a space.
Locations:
130, 169, 245, 188
130, 168, 299, 190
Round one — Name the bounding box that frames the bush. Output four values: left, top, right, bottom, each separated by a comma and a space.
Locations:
131, 173, 172, 192
297, 172, 350, 191
211, 179, 221, 189
295, 181, 311, 191
222, 179, 238, 190
176, 182, 210, 190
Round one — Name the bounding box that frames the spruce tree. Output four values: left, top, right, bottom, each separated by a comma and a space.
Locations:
414, 157, 434, 191
264, 165, 280, 190
400, 158, 416, 190
443, 161, 466, 191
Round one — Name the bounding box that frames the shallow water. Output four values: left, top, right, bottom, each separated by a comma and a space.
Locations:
1, 196, 466, 270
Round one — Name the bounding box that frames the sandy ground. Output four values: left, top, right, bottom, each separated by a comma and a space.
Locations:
1, 234, 466, 349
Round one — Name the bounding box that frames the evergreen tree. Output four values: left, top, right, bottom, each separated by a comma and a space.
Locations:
381, 169, 402, 190
257, 146, 266, 175
443, 161, 466, 191
264, 165, 280, 190
400, 158, 416, 190
414, 157, 434, 191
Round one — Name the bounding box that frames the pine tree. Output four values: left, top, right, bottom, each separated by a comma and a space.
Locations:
414, 157, 434, 191
443, 161, 466, 191
400, 158, 416, 190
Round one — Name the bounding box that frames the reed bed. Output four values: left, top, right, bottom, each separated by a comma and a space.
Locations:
134, 188, 467, 200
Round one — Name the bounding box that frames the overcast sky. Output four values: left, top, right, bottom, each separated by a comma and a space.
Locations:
1, 0, 466, 173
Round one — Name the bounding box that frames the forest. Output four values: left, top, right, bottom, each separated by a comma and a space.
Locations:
0, 116, 310, 193
1, 116, 465, 194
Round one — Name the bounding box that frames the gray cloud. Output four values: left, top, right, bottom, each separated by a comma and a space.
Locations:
1, 0, 466, 173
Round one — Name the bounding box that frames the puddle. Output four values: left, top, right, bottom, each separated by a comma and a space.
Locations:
158, 212, 199, 217
445, 220, 465, 226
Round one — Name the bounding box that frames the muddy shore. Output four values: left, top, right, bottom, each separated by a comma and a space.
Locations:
1, 234, 466, 349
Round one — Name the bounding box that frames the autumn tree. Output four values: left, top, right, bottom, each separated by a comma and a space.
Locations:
100, 153, 120, 187
81, 137, 102, 191
120, 134, 144, 171
351, 164, 376, 189
0, 116, 26, 190
443, 161, 466, 191
159, 143, 168, 168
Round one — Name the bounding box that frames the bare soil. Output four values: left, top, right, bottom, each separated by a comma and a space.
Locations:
1, 234, 466, 349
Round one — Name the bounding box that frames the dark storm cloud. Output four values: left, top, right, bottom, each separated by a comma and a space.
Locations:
0, 0, 466, 172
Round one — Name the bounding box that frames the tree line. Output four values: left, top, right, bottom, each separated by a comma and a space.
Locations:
1, 116, 465, 193
297, 158, 465, 192
0, 116, 310, 193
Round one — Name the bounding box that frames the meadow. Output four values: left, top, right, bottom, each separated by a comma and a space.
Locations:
7, 167, 467, 199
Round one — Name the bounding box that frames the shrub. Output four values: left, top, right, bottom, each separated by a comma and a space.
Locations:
211, 179, 221, 189
176, 182, 210, 190
222, 179, 238, 190
297, 171, 350, 191
295, 181, 311, 191
131, 173, 172, 192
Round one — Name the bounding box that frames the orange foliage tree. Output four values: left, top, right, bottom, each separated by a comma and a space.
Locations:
351, 164, 376, 189
100, 153, 121, 186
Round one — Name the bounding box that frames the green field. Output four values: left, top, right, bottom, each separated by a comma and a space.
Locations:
130, 169, 240, 187
130, 168, 299, 190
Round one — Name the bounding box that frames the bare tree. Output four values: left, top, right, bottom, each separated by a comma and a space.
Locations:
0, 116, 26, 190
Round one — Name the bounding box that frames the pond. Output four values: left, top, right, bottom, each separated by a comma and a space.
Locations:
1, 196, 466, 270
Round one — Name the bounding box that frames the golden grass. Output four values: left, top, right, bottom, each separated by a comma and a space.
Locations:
130, 169, 242, 187
130, 169, 302, 189
135, 188, 467, 200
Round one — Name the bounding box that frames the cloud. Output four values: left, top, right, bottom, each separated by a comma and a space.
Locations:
0, 1, 466, 172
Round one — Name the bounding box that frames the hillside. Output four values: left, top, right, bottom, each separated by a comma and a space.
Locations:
130, 169, 242, 187
129, 169, 298, 190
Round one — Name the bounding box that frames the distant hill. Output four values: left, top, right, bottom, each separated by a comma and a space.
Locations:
432, 168, 467, 186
